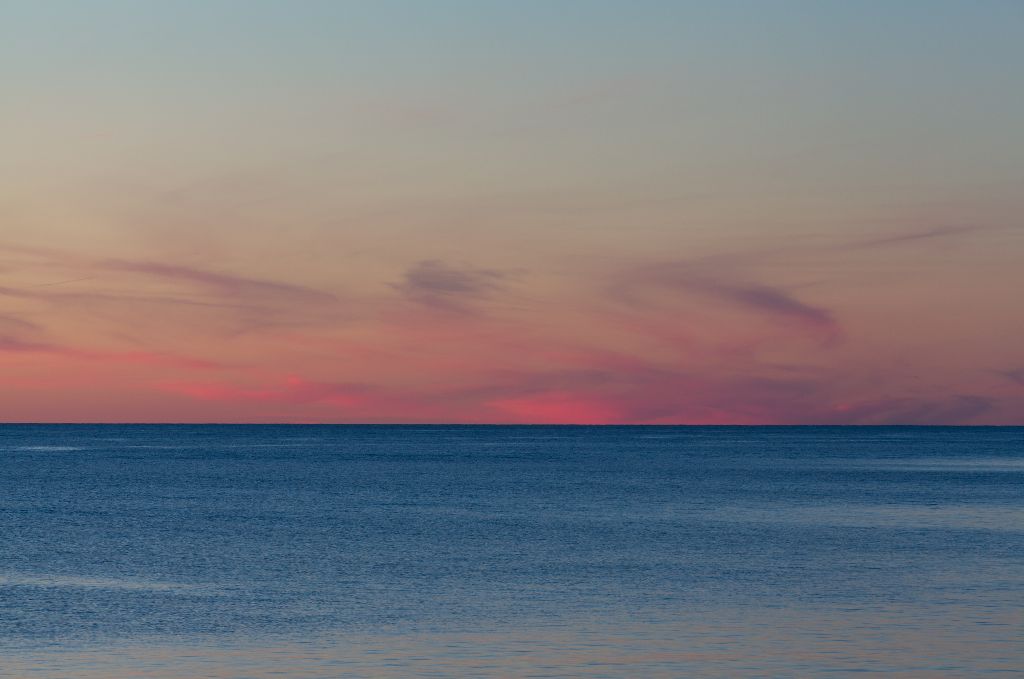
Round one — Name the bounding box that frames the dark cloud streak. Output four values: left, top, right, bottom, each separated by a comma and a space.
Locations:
394, 259, 508, 313
849, 225, 983, 249
612, 262, 841, 344
100, 259, 337, 303
996, 368, 1024, 387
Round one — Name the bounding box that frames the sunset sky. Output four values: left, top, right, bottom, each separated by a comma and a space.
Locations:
2, 1, 1022, 423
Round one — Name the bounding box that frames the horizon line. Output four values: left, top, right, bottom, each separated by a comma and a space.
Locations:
0, 422, 1018, 427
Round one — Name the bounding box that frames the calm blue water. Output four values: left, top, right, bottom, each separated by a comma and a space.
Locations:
1, 425, 1021, 677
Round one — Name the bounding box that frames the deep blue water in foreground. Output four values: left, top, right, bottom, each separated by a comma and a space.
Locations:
1, 425, 1021, 677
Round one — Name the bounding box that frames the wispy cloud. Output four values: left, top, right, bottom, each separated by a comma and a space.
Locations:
996, 368, 1024, 387
1, 244, 339, 304
478, 369, 999, 425
688, 277, 836, 331
829, 394, 996, 425
0, 334, 222, 369
0, 336, 58, 354
612, 261, 841, 345
155, 354, 1008, 425
0, 313, 41, 333
393, 259, 508, 313
100, 259, 338, 304
160, 376, 370, 406
850, 225, 983, 249
0, 244, 345, 337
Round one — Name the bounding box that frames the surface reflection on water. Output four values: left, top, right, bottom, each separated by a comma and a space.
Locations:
2, 425, 1021, 677
7, 604, 1021, 678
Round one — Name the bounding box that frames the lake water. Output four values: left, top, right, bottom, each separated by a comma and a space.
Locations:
1, 425, 1021, 677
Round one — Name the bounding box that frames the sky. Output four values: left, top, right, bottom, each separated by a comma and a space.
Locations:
1, 0, 1022, 424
